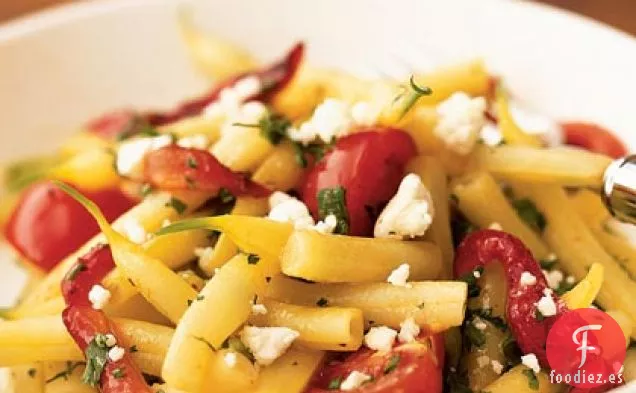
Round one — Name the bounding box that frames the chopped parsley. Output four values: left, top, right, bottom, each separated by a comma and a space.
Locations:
165, 197, 188, 214
193, 336, 216, 351
65, 263, 87, 281
112, 368, 125, 379
45, 361, 84, 384
468, 308, 507, 331
223, 336, 256, 363
393, 76, 433, 120
464, 322, 486, 348
512, 198, 546, 233
522, 368, 540, 390
218, 188, 235, 204
82, 336, 111, 387
27, 368, 37, 378
534, 309, 545, 321
140, 183, 153, 197
247, 254, 260, 265
187, 156, 198, 169
328, 376, 343, 390
384, 354, 401, 374
234, 111, 291, 145
316, 298, 329, 307
292, 141, 333, 168
317, 186, 349, 234
539, 257, 558, 270
458, 267, 483, 298
129, 345, 138, 353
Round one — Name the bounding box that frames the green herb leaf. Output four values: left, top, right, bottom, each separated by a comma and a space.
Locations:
45, 361, 84, 384
165, 197, 188, 215
316, 298, 329, 307
3, 155, 61, 192
140, 183, 153, 198
384, 354, 401, 374
129, 345, 138, 353
317, 186, 349, 235
458, 267, 483, 298
187, 156, 198, 169
328, 376, 343, 390
218, 188, 235, 204
534, 309, 545, 321
468, 308, 508, 331
112, 368, 125, 379
539, 257, 558, 270
512, 198, 546, 233
392, 76, 433, 120
464, 322, 486, 348
522, 369, 540, 390
247, 254, 260, 265
82, 336, 110, 387
292, 141, 333, 168
235, 112, 292, 145
65, 263, 87, 282
224, 336, 256, 363
193, 336, 216, 351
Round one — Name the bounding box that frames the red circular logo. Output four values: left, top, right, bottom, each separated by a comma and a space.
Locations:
546, 308, 626, 388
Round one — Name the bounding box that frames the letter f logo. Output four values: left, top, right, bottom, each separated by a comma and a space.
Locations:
572, 324, 602, 368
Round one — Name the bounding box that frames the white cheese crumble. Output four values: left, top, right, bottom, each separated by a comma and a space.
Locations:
566, 275, 576, 284
520, 271, 537, 287
194, 247, 214, 267
398, 317, 420, 343
374, 174, 434, 239
204, 76, 262, 119
521, 353, 541, 374
477, 355, 490, 368
509, 101, 562, 147
121, 218, 148, 244
473, 318, 487, 331
104, 334, 117, 348
313, 214, 338, 234
115, 135, 173, 178
219, 101, 269, 137
340, 371, 372, 391
491, 360, 504, 375
434, 92, 486, 155
287, 99, 380, 145
267, 192, 315, 230
224, 352, 238, 368
251, 303, 268, 315
364, 326, 398, 352
488, 222, 503, 231
535, 288, 557, 317
88, 285, 111, 310
473, 270, 481, 279
108, 346, 125, 362
177, 134, 210, 150
240, 326, 299, 366
387, 264, 411, 287
544, 269, 564, 290
480, 122, 504, 146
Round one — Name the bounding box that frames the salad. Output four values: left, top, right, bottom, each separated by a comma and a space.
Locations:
0, 13, 634, 393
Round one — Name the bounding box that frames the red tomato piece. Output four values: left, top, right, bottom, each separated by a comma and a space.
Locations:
85, 109, 142, 140
306, 334, 444, 393
143, 145, 270, 197
63, 305, 151, 392
61, 244, 115, 307
4, 181, 136, 272
561, 122, 627, 158
301, 129, 417, 236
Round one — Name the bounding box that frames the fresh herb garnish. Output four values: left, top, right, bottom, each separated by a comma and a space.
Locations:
512, 198, 546, 233
534, 309, 545, 321
82, 336, 111, 387
112, 368, 125, 379
218, 188, 235, 204
65, 263, 87, 281
223, 336, 256, 363
458, 267, 483, 298
234, 112, 291, 145
193, 336, 216, 351
468, 308, 507, 331
140, 183, 153, 197
522, 368, 540, 390
502, 333, 522, 367
292, 141, 333, 168
539, 257, 558, 270
45, 361, 84, 384
384, 354, 401, 374
247, 254, 260, 265
316, 298, 329, 307
317, 186, 349, 234
129, 345, 138, 353
187, 156, 198, 169
392, 76, 433, 120
3, 155, 61, 192
165, 197, 187, 214
464, 322, 486, 348
328, 376, 343, 390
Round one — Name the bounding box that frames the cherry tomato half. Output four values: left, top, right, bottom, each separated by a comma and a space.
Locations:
301, 129, 417, 236
306, 334, 444, 393
561, 122, 627, 159
4, 181, 136, 271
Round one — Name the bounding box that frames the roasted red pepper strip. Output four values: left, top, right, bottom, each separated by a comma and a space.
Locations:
62, 306, 151, 393
143, 145, 271, 197
144, 42, 304, 126
85, 42, 304, 138
561, 122, 627, 159
61, 244, 115, 306
454, 229, 567, 366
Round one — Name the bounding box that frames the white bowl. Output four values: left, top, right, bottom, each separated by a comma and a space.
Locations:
1, 0, 636, 391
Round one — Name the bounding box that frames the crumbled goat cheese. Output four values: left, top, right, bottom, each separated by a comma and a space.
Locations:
218, 101, 268, 137
104, 334, 117, 348
252, 303, 268, 315
398, 317, 421, 343
224, 352, 238, 368
350, 101, 380, 126
491, 359, 504, 375
434, 92, 486, 155
240, 326, 299, 366
88, 285, 111, 310
566, 275, 576, 284
480, 122, 504, 146
520, 271, 537, 287
340, 371, 372, 391
204, 76, 262, 119
477, 355, 490, 368
267, 192, 315, 230
473, 270, 481, 279
387, 264, 411, 287
194, 247, 214, 267
364, 326, 398, 352
116, 135, 173, 178
374, 174, 434, 239
521, 353, 541, 374
473, 318, 487, 331
313, 214, 338, 234
488, 222, 503, 231
177, 134, 210, 150
121, 218, 148, 244
108, 346, 125, 362
535, 288, 557, 317
544, 269, 564, 290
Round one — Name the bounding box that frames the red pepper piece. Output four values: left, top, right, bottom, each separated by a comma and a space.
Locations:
301, 129, 417, 236
144, 42, 305, 126
143, 145, 271, 197
85, 110, 145, 140
454, 229, 567, 366
561, 122, 627, 159
61, 244, 115, 306
62, 306, 151, 393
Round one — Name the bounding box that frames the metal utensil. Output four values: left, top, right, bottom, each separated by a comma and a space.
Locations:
603, 155, 636, 224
